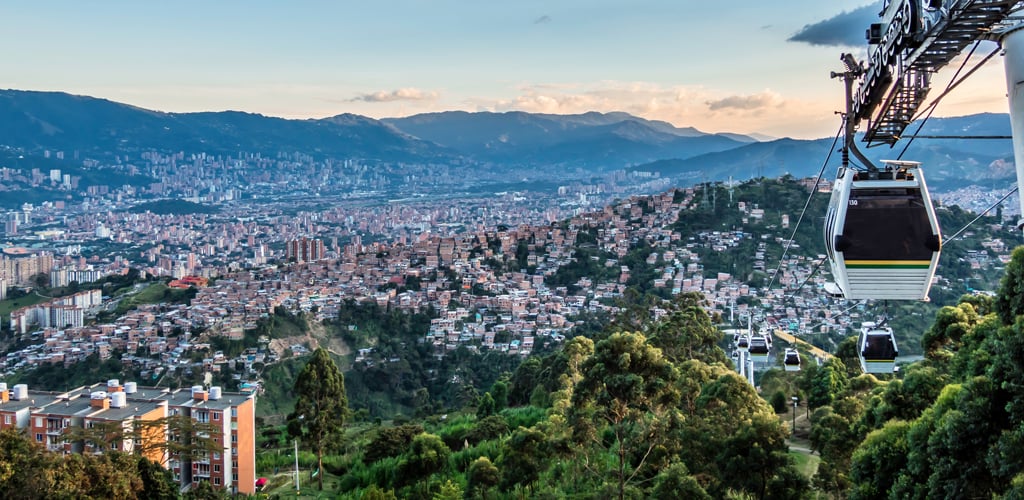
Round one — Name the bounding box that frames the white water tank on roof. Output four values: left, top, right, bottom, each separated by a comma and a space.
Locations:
0, 382, 7, 392
91, 391, 107, 400
12, 384, 28, 400
209, 386, 222, 400
124, 382, 137, 394
107, 379, 120, 388
110, 392, 127, 408
191, 385, 204, 398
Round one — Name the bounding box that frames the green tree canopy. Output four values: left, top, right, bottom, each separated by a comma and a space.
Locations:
287, 347, 349, 490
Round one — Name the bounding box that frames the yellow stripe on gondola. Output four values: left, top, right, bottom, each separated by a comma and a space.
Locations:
845, 260, 931, 269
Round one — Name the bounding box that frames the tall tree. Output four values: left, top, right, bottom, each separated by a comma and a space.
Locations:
996, 246, 1024, 325
287, 347, 349, 490
398, 433, 450, 487
467, 456, 500, 500
809, 357, 849, 409
647, 292, 726, 365
570, 332, 681, 500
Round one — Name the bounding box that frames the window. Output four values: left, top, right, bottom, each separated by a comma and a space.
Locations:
231, 408, 237, 418
232, 472, 238, 482
213, 452, 221, 460
35, 433, 42, 442
214, 478, 221, 485
214, 465, 221, 473
35, 417, 43, 427
232, 447, 237, 456
231, 434, 237, 443
213, 412, 219, 421
3, 415, 10, 425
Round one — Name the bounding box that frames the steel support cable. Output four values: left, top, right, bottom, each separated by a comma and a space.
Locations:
766, 123, 843, 292
786, 255, 827, 298
943, 186, 1020, 244
898, 43, 1001, 159
806, 300, 865, 333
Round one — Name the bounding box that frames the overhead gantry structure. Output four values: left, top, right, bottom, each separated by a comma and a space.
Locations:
838, 0, 1024, 225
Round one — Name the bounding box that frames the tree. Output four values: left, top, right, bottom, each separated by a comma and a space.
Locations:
498, 426, 548, 492
365, 424, 424, 463
652, 463, 712, 500
809, 398, 865, 496
398, 433, 450, 486
809, 357, 848, 409
647, 292, 726, 365
360, 485, 398, 500
769, 390, 788, 414
466, 415, 509, 445
432, 479, 463, 500
287, 347, 349, 490
490, 381, 509, 412
508, 357, 542, 406
996, 246, 1024, 325
467, 456, 500, 499
570, 332, 681, 500
477, 392, 495, 419
849, 421, 911, 500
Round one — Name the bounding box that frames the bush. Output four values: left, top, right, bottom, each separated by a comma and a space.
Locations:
770, 390, 789, 414
500, 406, 546, 429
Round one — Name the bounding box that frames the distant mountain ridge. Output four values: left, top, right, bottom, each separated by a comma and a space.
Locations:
0, 89, 1013, 190
383, 111, 754, 168
0, 90, 447, 162
631, 114, 1015, 188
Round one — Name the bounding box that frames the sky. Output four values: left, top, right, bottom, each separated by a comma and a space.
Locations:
0, 1, 1011, 139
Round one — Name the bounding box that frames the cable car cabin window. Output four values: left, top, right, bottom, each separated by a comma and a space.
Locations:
825, 206, 837, 260
863, 333, 897, 358
839, 188, 934, 261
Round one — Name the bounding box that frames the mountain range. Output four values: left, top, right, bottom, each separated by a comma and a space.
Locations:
0, 89, 1015, 190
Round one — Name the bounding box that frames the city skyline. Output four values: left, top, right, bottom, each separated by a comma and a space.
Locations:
0, 1, 1010, 140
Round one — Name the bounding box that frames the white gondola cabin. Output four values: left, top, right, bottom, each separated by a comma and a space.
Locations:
858, 321, 898, 374
783, 348, 801, 372
823, 160, 941, 301
749, 335, 770, 362
737, 335, 750, 352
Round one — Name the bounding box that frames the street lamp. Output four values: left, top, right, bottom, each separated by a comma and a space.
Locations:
791, 396, 799, 431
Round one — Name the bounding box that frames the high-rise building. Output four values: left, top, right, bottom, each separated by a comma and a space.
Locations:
286, 237, 326, 263
4, 213, 17, 235
0, 381, 256, 494
1, 250, 54, 286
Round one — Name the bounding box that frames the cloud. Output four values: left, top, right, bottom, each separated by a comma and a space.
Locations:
706, 91, 784, 112
789, 3, 880, 47
534, 15, 551, 24
349, 87, 439, 103
463, 81, 831, 138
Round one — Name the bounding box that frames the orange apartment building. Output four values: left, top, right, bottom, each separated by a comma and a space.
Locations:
0, 380, 256, 495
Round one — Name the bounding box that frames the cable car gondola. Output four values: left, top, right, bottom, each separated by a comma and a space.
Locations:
823, 160, 942, 301
783, 348, 801, 372
749, 335, 770, 362
858, 321, 898, 374
737, 335, 750, 352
